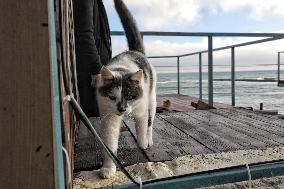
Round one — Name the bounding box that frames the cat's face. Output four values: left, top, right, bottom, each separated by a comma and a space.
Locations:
98, 66, 143, 115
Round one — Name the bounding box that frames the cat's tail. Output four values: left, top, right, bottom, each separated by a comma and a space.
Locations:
114, 0, 145, 54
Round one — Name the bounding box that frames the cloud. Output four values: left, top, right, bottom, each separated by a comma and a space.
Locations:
106, 0, 284, 30
214, 0, 284, 21
107, 0, 284, 72
106, 0, 201, 30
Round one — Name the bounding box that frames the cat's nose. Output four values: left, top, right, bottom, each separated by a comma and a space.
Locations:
118, 107, 126, 113
117, 101, 128, 113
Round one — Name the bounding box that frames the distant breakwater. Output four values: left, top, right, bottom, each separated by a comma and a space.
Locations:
214, 78, 277, 82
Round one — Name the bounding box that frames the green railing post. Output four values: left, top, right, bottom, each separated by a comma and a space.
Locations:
199, 53, 202, 99
49, 0, 65, 187
231, 47, 235, 106
208, 36, 213, 107
177, 56, 180, 94
278, 52, 280, 83
278, 51, 284, 87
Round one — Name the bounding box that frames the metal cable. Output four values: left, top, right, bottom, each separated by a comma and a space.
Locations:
68, 95, 139, 185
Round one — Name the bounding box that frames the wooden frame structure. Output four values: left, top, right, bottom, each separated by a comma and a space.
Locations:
0, 0, 76, 188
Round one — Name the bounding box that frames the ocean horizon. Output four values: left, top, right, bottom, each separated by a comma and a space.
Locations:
157, 70, 284, 113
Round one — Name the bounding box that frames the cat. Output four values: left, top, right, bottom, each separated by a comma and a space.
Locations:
95, 0, 157, 179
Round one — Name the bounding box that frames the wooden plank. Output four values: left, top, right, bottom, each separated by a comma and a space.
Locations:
56, 3, 73, 188
224, 108, 284, 131
157, 95, 195, 112
254, 109, 278, 115
206, 110, 278, 147
74, 96, 284, 172
74, 136, 103, 171
74, 118, 103, 171
58, 36, 75, 188
234, 108, 284, 128
159, 112, 242, 152
213, 109, 284, 144
127, 117, 210, 161
124, 116, 213, 162
74, 118, 147, 171
210, 110, 283, 146
185, 110, 273, 148
0, 0, 61, 188
157, 94, 233, 110
117, 127, 148, 165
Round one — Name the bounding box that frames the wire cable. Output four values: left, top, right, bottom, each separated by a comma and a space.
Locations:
69, 95, 140, 185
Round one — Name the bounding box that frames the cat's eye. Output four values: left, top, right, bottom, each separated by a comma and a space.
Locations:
109, 96, 116, 100
130, 79, 140, 85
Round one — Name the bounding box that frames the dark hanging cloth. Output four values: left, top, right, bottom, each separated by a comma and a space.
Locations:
73, 0, 112, 117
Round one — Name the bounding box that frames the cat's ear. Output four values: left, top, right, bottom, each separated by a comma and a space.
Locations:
101, 66, 113, 80
96, 66, 114, 86
130, 69, 143, 85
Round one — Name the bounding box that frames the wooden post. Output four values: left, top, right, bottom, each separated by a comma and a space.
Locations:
260, 103, 263, 110
0, 0, 64, 188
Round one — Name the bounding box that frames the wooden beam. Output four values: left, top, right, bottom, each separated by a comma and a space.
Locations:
0, 0, 64, 188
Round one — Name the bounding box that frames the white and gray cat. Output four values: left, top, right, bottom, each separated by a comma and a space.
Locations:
95, 0, 156, 178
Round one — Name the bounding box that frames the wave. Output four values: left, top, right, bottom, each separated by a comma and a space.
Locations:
157, 80, 201, 84
157, 81, 177, 84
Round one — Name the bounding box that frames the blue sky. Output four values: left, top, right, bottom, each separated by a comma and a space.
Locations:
104, 0, 284, 72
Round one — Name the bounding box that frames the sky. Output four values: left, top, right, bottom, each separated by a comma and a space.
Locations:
104, 0, 284, 73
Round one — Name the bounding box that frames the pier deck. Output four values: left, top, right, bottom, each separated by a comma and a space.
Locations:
74, 94, 284, 172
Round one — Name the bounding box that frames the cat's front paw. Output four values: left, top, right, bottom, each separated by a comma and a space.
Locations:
99, 167, 116, 179
138, 140, 148, 150
148, 138, 153, 148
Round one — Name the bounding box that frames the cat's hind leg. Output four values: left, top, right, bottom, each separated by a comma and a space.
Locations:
147, 94, 156, 147
133, 110, 149, 150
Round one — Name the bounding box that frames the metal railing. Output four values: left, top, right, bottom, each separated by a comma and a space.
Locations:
278, 51, 284, 87
111, 31, 284, 107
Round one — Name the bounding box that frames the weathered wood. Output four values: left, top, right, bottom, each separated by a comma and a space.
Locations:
157, 94, 195, 112
74, 95, 284, 171
159, 112, 242, 152
254, 109, 278, 115
234, 108, 284, 128
117, 128, 148, 165
0, 0, 61, 188
124, 116, 213, 162
191, 100, 213, 110
210, 110, 283, 147
60, 60, 75, 189
74, 136, 103, 171
224, 108, 284, 129
185, 110, 272, 148
74, 118, 147, 171
214, 109, 284, 144
157, 94, 232, 111
55, 0, 79, 187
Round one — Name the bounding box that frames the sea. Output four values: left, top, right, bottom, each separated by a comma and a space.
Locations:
157, 70, 284, 113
